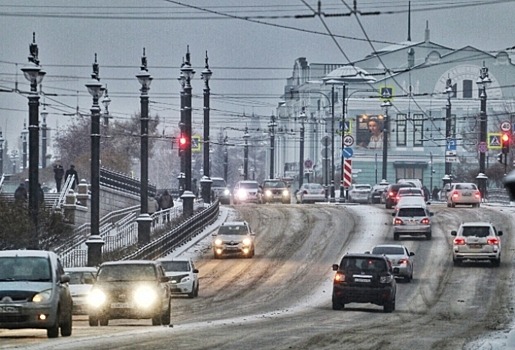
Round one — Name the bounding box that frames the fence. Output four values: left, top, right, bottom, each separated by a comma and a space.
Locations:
100, 167, 156, 197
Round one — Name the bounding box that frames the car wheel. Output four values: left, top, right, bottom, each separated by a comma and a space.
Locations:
60, 308, 72, 337
453, 259, 461, 267
394, 233, 399, 241
426, 232, 432, 240
451, 202, 456, 208
152, 314, 161, 326
194, 282, 199, 298
383, 299, 395, 313
188, 286, 195, 298
332, 300, 344, 310
99, 316, 109, 326
447, 202, 451, 207
492, 258, 501, 267
161, 299, 171, 325
88, 315, 99, 327
47, 310, 59, 338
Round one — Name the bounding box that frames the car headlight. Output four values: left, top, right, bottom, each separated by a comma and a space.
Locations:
282, 190, 289, 196
242, 238, 252, 246
133, 286, 158, 308
237, 189, 248, 199
223, 189, 230, 196
32, 289, 52, 303
87, 288, 107, 307
214, 238, 223, 246
179, 276, 191, 283
265, 190, 272, 197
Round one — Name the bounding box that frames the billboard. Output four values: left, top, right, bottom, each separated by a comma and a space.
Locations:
355, 114, 387, 150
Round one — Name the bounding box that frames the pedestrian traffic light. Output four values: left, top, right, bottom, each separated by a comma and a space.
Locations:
497, 153, 504, 164
501, 133, 510, 154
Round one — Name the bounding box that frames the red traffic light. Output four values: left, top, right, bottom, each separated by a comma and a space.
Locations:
502, 133, 510, 143
179, 136, 187, 146
502, 133, 510, 154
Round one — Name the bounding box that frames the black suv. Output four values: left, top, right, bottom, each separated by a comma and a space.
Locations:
87, 260, 171, 326
331, 253, 397, 313
383, 183, 415, 209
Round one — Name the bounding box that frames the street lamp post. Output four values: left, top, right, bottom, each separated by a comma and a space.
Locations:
339, 84, 347, 201
380, 90, 392, 181
21, 33, 45, 249
201, 52, 213, 203
445, 77, 453, 177
243, 127, 250, 180
0, 129, 4, 174
21, 122, 28, 170
85, 54, 105, 264
330, 85, 336, 200
268, 115, 277, 179
223, 136, 229, 181
180, 47, 195, 218
41, 107, 48, 168
476, 62, 491, 199
136, 48, 153, 246
102, 87, 111, 127
298, 107, 307, 188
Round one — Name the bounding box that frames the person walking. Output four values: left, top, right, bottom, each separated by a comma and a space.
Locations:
53, 164, 64, 192
65, 165, 79, 190
158, 190, 174, 222
432, 186, 440, 201
14, 182, 28, 205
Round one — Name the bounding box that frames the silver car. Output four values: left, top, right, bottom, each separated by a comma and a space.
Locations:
295, 183, 325, 203
0, 250, 73, 338
369, 244, 415, 282
211, 177, 231, 204
451, 222, 502, 266
64, 266, 97, 315
212, 221, 255, 258
347, 184, 372, 204
392, 204, 433, 240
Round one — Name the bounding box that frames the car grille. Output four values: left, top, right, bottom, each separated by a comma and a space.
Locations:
0, 315, 29, 323
0, 291, 34, 302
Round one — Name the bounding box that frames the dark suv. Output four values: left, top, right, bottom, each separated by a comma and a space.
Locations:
331, 253, 397, 313
87, 260, 171, 326
383, 183, 415, 209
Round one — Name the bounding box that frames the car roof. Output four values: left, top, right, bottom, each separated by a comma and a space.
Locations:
158, 257, 192, 263
343, 253, 387, 259
0, 250, 55, 258
221, 220, 248, 226
64, 267, 98, 272
99, 260, 160, 266
460, 221, 494, 227
372, 244, 406, 249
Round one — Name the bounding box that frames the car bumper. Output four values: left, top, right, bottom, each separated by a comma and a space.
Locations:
90, 303, 162, 319
394, 225, 431, 235
0, 303, 57, 329
169, 281, 194, 295
392, 265, 410, 278
453, 250, 500, 261
332, 285, 395, 305
213, 245, 253, 257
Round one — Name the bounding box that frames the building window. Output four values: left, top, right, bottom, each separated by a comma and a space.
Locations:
413, 114, 424, 146
396, 114, 407, 146
463, 80, 473, 98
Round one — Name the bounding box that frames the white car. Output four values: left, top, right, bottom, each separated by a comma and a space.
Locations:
451, 222, 503, 267
347, 184, 372, 204
369, 244, 415, 282
64, 267, 97, 315
159, 258, 199, 298
295, 183, 326, 203
212, 221, 255, 258
446, 182, 481, 208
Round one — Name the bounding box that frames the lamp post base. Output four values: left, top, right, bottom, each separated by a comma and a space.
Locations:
181, 190, 196, 218
137, 214, 152, 247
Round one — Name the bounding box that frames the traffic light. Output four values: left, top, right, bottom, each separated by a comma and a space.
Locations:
501, 133, 510, 154
178, 134, 188, 156
497, 153, 504, 164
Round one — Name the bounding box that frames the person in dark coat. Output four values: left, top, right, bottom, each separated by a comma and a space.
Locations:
37, 183, 45, 205
65, 165, 79, 190
432, 186, 440, 201
158, 190, 174, 210
53, 164, 64, 192
422, 185, 430, 202
14, 183, 28, 204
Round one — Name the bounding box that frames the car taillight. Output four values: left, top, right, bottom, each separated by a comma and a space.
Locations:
451, 191, 459, 199
388, 191, 394, 198
454, 237, 466, 245
394, 218, 403, 225
334, 272, 346, 283
474, 191, 481, 200
398, 258, 408, 265
421, 217, 430, 225
487, 237, 499, 245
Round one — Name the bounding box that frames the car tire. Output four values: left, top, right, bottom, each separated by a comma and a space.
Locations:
188, 286, 195, 298
426, 232, 432, 240
451, 202, 456, 208
394, 233, 399, 241
161, 299, 171, 325
47, 310, 59, 338
152, 314, 161, 326
332, 300, 344, 310
99, 316, 109, 326
88, 316, 99, 327
60, 308, 72, 337
492, 258, 501, 267
194, 283, 199, 298
383, 299, 395, 313
453, 259, 461, 267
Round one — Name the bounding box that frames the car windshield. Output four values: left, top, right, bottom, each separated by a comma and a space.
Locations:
461, 226, 491, 237
67, 271, 96, 285
455, 184, 477, 190
160, 261, 191, 272
240, 182, 258, 189
397, 208, 426, 217
0, 256, 51, 282
341, 257, 386, 272
263, 181, 286, 188
355, 185, 371, 190
306, 184, 323, 190
218, 225, 248, 235
97, 264, 157, 282
372, 246, 405, 255
212, 179, 226, 187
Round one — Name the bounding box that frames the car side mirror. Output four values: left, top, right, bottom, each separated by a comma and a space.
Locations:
212, 233, 217, 237
409, 252, 415, 257
332, 264, 339, 271
193, 268, 199, 273
498, 230, 503, 236
391, 212, 396, 216
429, 212, 434, 216
451, 230, 457, 236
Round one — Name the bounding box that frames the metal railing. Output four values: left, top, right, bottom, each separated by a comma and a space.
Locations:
54, 174, 75, 209
100, 167, 156, 197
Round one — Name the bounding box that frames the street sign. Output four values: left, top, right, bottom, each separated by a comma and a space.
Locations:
321, 135, 331, 147
445, 156, 459, 163
192, 135, 202, 152
343, 135, 354, 147
478, 141, 487, 153
501, 121, 511, 132
343, 159, 352, 188
321, 147, 330, 159
446, 138, 456, 151
488, 133, 502, 150
304, 159, 313, 168
342, 147, 353, 158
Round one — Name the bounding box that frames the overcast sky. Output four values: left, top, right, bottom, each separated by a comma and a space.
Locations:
2, 0, 515, 156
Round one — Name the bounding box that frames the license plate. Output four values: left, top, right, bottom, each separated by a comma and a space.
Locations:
0, 306, 20, 313
111, 303, 131, 308
462, 192, 471, 196
354, 278, 370, 283
468, 244, 482, 249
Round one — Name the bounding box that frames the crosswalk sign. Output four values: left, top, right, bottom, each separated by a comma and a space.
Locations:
192, 135, 202, 153
380, 86, 394, 101
488, 132, 502, 150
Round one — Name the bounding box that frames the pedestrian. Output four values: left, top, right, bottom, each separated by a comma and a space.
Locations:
65, 165, 79, 190
432, 186, 440, 201
37, 183, 45, 206
158, 190, 174, 222
53, 164, 64, 192
14, 182, 28, 205
148, 195, 159, 215
422, 185, 430, 202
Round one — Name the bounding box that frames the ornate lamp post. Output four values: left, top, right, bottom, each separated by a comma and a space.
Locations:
380, 90, 392, 181
200, 52, 213, 203
136, 48, 153, 246
268, 115, 277, 179
21, 33, 45, 249
21, 122, 28, 171
298, 107, 307, 188
445, 77, 453, 178
40, 107, 48, 168
243, 127, 250, 180
85, 54, 105, 265
476, 62, 491, 199
339, 84, 347, 201
180, 47, 195, 218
